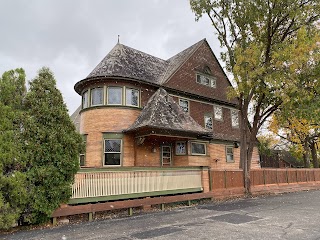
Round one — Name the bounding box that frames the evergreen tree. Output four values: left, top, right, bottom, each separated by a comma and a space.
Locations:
0, 69, 28, 229
23, 67, 82, 224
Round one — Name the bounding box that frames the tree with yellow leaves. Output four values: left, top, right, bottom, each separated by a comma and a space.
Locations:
190, 0, 320, 193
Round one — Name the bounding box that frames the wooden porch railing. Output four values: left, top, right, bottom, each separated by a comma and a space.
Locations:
69, 167, 203, 204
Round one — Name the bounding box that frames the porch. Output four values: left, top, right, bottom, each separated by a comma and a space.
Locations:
69, 167, 208, 204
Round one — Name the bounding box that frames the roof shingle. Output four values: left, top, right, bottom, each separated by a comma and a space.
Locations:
86, 39, 205, 85
125, 88, 212, 137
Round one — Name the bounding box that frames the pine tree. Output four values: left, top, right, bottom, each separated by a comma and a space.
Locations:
23, 67, 82, 224
0, 68, 28, 229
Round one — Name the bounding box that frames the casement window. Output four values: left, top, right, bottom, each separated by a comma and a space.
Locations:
191, 142, 206, 155
204, 115, 213, 130
126, 88, 139, 107
196, 74, 216, 88
104, 139, 122, 166
214, 105, 223, 120
91, 87, 103, 106
175, 141, 186, 155
108, 87, 123, 105
179, 99, 189, 112
226, 146, 234, 162
231, 109, 239, 127
82, 91, 89, 109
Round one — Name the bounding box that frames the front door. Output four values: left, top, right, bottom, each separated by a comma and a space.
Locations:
161, 145, 172, 166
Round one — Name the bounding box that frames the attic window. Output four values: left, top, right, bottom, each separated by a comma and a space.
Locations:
204, 66, 211, 74
196, 74, 216, 88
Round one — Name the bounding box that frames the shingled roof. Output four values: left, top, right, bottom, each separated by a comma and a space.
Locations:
125, 88, 212, 138
80, 39, 205, 87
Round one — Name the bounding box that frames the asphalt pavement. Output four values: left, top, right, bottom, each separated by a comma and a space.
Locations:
2, 190, 320, 240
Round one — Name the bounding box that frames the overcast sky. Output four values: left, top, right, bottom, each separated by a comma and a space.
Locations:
0, 0, 223, 114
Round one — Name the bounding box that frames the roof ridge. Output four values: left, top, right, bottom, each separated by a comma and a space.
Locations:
119, 43, 167, 63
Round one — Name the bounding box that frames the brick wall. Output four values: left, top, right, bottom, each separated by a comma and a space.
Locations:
80, 108, 141, 167
164, 41, 237, 104
208, 143, 240, 169
171, 96, 240, 141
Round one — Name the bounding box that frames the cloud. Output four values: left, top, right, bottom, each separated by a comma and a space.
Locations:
0, 0, 223, 114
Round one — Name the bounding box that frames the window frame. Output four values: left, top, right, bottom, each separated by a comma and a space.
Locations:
179, 98, 189, 113
161, 145, 172, 166
125, 87, 140, 107
107, 86, 123, 105
204, 115, 213, 130
91, 87, 104, 106
175, 141, 187, 155
79, 135, 87, 167
231, 109, 239, 128
82, 90, 89, 109
226, 146, 234, 163
214, 105, 223, 121
196, 73, 217, 88
190, 141, 207, 156
103, 139, 122, 167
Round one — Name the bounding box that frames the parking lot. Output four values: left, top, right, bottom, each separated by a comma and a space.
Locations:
2, 190, 320, 240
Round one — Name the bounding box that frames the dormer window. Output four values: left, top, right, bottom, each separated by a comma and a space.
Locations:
196, 74, 216, 88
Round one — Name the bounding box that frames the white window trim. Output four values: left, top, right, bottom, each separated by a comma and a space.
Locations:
226, 146, 234, 163
190, 141, 207, 156
231, 109, 239, 128
204, 115, 213, 130
125, 87, 140, 107
213, 105, 223, 121
103, 139, 122, 167
179, 98, 189, 113
196, 73, 217, 88
107, 86, 123, 106
175, 141, 187, 155
91, 87, 104, 106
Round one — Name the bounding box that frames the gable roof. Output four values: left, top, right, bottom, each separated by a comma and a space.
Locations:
125, 88, 212, 137
159, 39, 204, 84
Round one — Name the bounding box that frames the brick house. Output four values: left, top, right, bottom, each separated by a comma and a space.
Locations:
72, 39, 260, 170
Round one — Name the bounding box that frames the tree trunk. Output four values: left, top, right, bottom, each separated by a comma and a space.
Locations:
310, 140, 319, 168
303, 138, 310, 168
239, 105, 252, 195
